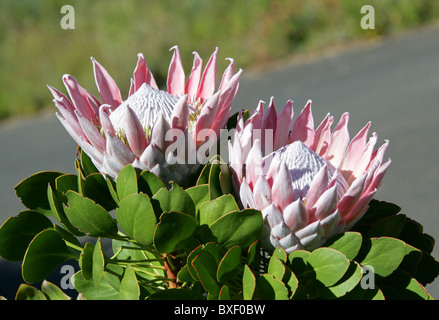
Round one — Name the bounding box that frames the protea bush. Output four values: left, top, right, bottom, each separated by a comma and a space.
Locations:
1, 46, 438, 302
228, 98, 391, 253
48, 46, 241, 183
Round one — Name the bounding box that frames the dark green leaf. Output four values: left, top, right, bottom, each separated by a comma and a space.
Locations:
268, 256, 285, 280
256, 274, 289, 300
15, 284, 47, 300
83, 173, 117, 211
153, 211, 197, 253
0, 210, 53, 261
93, 238, 105, 287
199, 194, 239, 226
325, 232, 363, 260
64, 191, 118, 237
217, 246, 242, 283
307, 247, 350, 287
22, 229, 77, 284
116, 165, 138, 200
79, 242, 95, 280
206, 209, 263, 249
55, 174, 78, 194
192, 250, 220, 295
15, 171, 63, 215
358, 237, 406, 277
116, 193, 157, 247
119, 266, 140, 300
138, 170, 166, 198
41, 280, 68, 300
152, 183, 196, 218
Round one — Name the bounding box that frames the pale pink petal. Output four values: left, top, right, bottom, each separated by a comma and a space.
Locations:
167, 46, 185, 96
272, 161, 293, 211
197, 47, 218, 101
305, 164, 329, 210
122, 106, 148, 157
312, 113, 333, 156
99, 105, 115, 136
216, 68, 242, 115
133, 53, 158, 91
340, 122, 371, 180
245, 100, 265, 130
253, 175, 272, 210
337, 172, 367, 218
348, 132, 378, 184
171, 95, 190, 131
218, 58, 235, 91
261, 97, 277, 154
185, 51, 203, 99
105, 131, 136, 166
62, 74, 96, 119
75, 110, 106, 153
91, 58, 122, 109
325, 112, 350, 168
283, 199, 309, 232
291, 100, 314, 147
239, 178, 256, 209
245, 139, 263, 189
310, 185, 338, 220
195, 91, 220, 136
150, 113, 171, 153
274, 100, 294, 150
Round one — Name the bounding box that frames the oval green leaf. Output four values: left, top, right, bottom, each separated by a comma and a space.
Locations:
307, 247, 350, 287
116, 193, 157, 247
64, 191, 118, 237
22, 229, 77, 284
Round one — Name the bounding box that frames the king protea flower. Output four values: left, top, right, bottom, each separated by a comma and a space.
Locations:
229, 98, 391, 253
49, 46, 241, 183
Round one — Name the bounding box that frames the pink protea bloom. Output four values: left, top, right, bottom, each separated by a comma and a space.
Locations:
229, 98, 391, 253
49, 46, 241, 183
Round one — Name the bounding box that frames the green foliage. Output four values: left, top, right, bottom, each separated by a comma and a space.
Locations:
1, 150, 438, 300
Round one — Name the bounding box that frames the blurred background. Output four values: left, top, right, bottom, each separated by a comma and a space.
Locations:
1, 0, 439, 299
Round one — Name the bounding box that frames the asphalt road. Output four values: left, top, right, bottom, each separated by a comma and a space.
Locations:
1, 23, 438, 299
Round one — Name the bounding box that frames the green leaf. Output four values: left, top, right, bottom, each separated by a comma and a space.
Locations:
358, 237, 406, 277
288, 250, 311, 275
119, 266, 140, 300
152, 183, 196, 218
153, 211, 197, 254
138, 170, 166, 198
324, 261, 363, 298
116, 165, 138, 200
64, 191, 118, 237
105, 175, 119, 204
208, 161, 223, 200
83, 173, 117, 211
307, 247, 350, 287
247, 240, 261, 268
22, 229, 77, 284
257, 274, 289, 300
283, 266, 299, 298
217, 246, 242, 283
378, 269, 430, 300
366, 214, 406, 238
15, 171, 63, 215
55, 174, 78, 194
198, 194, 239, 226
219, 285, 232, 300
186, 184, 210, 217
116, 193, 157, 247
325, 232, 363, 260
242, 265, 256, 300
15, 284, 47, 300
93, 238, 105, 287
0, 210, 53, 261
79, 242, 95, 280
72, 265, 124, 300
207, 209, 263, 249
192, 250, 220, 295
272, 247, 288, 263
41, 280, 68, 300
219, 163, 232, 195
268, 256, 286, 280
186, 245, 204, 281
47, 184, 85, 237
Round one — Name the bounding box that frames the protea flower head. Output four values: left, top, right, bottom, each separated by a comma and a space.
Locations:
229, 98, 391, 253
49, 46, 241, 183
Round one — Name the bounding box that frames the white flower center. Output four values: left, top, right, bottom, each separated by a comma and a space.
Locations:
263, 141, 348, 201
109, 83, 178, 131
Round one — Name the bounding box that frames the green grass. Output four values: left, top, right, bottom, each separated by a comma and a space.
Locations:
1, 0, 439, 121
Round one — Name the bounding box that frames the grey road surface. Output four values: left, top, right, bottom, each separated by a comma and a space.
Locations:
1, 24, 438, 299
